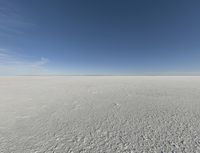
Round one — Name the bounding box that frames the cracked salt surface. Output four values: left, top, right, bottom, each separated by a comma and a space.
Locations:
0, 76, 200, 152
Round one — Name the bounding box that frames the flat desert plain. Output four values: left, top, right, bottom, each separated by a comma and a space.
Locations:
0, 76, 200, 153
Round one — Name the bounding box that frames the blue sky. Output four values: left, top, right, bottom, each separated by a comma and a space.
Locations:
0, 0, 200, 75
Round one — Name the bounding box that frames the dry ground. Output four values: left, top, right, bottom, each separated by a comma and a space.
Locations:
0, 76, 200, 153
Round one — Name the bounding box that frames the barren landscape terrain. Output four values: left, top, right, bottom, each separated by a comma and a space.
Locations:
0, 76, 200, 153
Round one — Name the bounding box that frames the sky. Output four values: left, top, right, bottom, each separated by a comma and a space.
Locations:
0, 0, 200, 75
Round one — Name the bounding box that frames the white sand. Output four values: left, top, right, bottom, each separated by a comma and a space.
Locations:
0, 76, 200, 153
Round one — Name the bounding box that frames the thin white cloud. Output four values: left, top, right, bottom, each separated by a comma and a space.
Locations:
0, 49, 50, 75
31, 57, 49, 68
0, 0, 36, 37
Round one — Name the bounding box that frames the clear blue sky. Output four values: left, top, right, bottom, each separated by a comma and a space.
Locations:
0, 0, 200, 75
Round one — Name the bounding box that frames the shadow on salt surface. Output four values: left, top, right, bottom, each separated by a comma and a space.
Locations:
72, 103, 82, 111
113, 103, 120, 107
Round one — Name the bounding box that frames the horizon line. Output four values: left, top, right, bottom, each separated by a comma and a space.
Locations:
1, 74, 200, 77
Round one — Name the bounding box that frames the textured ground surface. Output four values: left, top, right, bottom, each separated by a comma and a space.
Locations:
0, 76, 200, 153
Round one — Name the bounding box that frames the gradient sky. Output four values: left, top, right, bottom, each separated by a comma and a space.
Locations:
0, 0, 200, 75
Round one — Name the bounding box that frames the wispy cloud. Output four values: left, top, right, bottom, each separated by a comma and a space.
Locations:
0, 1, 49, 75
0, 49, 50, 75
0, 0, 36, 37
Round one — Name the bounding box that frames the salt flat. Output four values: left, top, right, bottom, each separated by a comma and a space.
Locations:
0, 76, 200, 153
